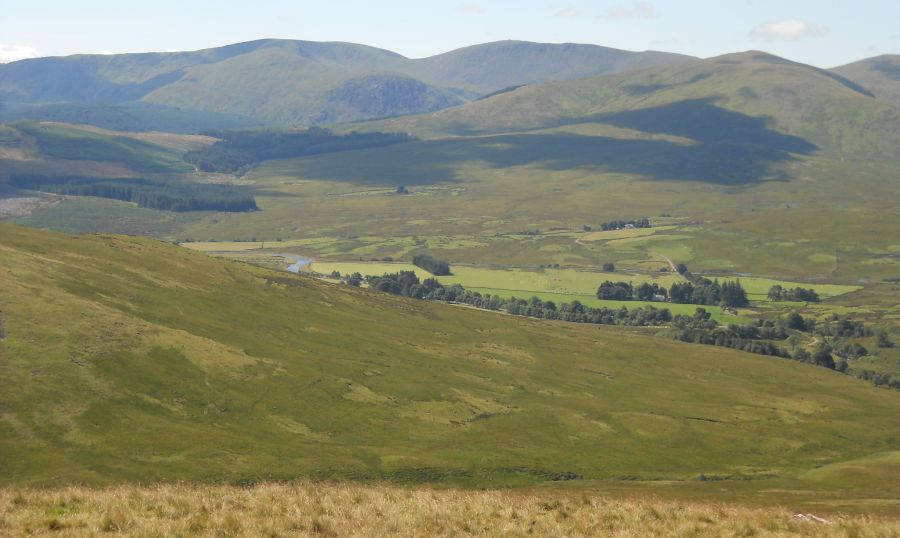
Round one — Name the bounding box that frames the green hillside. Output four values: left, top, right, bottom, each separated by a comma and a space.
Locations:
361, 51, 900, 159
137, 46, 464, 125
402, 40, 696, 94
0, 102, 265, 133
12, 121, 192, 174
1, 223, 899, 500
833, 55, 900, 108
0, 39, 693, 128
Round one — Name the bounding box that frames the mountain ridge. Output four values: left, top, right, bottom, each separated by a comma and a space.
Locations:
0, 39, 695, 127
354, 50, 900, 163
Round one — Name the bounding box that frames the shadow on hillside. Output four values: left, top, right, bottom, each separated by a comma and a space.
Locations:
291, 98, 819, 185
472, 133, 805, 184
585, 98, 818, 154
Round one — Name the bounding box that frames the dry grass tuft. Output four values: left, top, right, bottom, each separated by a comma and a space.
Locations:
0, 482, 897, 537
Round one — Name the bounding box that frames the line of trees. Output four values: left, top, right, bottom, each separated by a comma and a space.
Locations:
767, 285, 820, 302
771, 312, 898, 388
412, 254, 451, 276
184, 128, 410, 173
363, 271, 672, 327
596, 281, 669, 301
669, 279, 749, 308
598, 218, 651, 231
595, 278, 747, 308
647, 263, 751, 308
10, 174, 258, 212
596, 281, 634, 300
669, 308, 790, 358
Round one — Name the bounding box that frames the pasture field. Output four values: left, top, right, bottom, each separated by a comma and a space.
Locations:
699, 276, 862, 303
304, 260, 855, 314
3, 483, 900, 537
438, 266, 681, 296
714, 277, 861, 299
459, 287, 750, 323
308, 262, 680, 293
305, 261, 742, 321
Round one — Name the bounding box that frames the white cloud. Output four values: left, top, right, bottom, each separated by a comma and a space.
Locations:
165, 48, 181, 53
458, 4, 485, 15
555, 8, 580, 18
750, 19, 827, 42
97, 50, 116, 55
0, 44, 39, 63
599, 1, 658, 20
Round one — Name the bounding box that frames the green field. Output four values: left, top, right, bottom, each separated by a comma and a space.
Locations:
2, 223, 899, 507
309, 262, 679, 291
462, 287, 751, 323
307, 261, 748, 320
303, 260, 855, 321
712, 275, 862, 302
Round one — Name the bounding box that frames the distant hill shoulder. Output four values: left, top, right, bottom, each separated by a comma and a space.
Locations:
832, 55, 900, 108
403, 40, 695, 94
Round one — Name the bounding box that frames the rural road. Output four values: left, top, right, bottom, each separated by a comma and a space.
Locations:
660, 254, 692, 281
660, 254, 678, 273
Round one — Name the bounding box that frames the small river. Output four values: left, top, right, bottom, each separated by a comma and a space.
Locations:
271, 253, 312, 273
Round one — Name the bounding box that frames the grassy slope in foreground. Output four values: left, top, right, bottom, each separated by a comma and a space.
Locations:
1, 224, 899, 497
3, 484, 899, 536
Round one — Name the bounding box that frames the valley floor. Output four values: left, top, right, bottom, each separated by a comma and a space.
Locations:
2, 482, 898, 537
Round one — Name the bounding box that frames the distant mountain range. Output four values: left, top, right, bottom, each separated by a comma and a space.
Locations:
1, 39, 897, 146
356, 51, 900, 164
0, 39, 693, 128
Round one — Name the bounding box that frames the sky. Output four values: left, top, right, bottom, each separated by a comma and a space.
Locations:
1, 0, 898, 67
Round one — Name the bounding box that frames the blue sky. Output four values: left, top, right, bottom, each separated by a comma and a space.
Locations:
1, 1, 898, 67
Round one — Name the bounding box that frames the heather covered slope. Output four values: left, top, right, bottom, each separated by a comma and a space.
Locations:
1, 224, 898, 498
